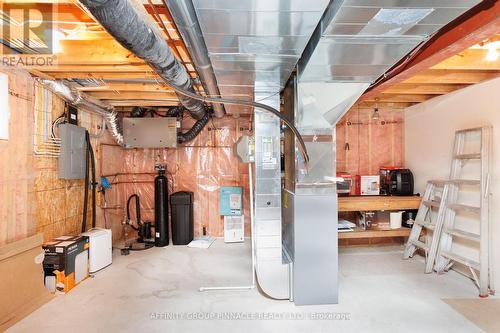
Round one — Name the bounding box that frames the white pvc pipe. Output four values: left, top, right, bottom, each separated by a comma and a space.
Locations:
199, 163, 256, 292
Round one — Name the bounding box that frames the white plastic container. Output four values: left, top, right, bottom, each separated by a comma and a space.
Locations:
390, 212, 403, 229
81, 228, 112, 273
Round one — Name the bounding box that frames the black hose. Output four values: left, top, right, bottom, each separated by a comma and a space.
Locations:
126, 194, 141, 231
81, 131, 97, 232
130, 106, 149, 118
88, 135, 96, 229
81, 131, 90, 233
177, 112, 210, 144
166, 105, 185, 117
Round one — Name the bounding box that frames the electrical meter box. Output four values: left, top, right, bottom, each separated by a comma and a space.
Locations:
220, 186, 242, 216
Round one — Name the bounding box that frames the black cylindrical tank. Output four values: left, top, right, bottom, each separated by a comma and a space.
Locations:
154, 166, 169, 246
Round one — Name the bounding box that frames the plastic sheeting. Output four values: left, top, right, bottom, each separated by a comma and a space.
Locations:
336, 107, 404, 181
99, 115, 253, 239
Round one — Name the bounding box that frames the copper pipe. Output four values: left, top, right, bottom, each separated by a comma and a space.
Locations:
101, 172, 156, 178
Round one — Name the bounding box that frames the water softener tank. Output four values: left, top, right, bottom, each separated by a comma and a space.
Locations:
154, 165, 169, 246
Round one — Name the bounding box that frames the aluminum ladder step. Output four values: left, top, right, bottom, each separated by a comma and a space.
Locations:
430, 179, 480, 186
455, 127, 483, 134
410, 239, 429, 252
414, 219, 435, 230
422, 200, 441, 208
448, 203, 480, 215
454, 153, 481, 160
440, 250, 480, 270
444, 228, 480, 242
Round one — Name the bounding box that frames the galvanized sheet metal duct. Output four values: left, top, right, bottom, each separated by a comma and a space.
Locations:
301, 0, 483, 84
192, 0, 331, 114
79, 0, 208, 120
164, 0, 225, 118
298, 0, 482, 123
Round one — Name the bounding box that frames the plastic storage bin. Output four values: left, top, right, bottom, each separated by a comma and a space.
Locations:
170, 191, 194, 245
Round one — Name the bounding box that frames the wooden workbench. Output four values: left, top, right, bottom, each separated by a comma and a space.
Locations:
338, 195, 421, 212
338, 195, 421, 242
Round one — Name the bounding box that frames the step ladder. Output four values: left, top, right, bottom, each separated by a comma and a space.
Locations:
434, 126, 493, 297
403, 180, 449, 273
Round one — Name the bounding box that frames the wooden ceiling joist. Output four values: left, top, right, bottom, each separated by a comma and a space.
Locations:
107, 100, 180, 107
362, 0, 500, 102
15, 1, 500, 112
75, 83, 173, 92
432, 49, 500, 71
383, 83, 469, 95
404, 69, 500, 85
87, 91, 178, 100
363, 94, 434, 104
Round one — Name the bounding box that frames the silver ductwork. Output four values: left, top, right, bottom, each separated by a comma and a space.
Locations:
41, 80, 123, 145
191, 0, 331, 115
164, 0, 225, 118
79, 0, 209, 120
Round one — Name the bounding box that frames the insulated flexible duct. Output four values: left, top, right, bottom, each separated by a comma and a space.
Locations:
41, 80, 124, 145
79, 0, 208, 120
78, 0, 308, 161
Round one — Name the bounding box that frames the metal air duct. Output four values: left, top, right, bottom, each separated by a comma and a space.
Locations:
163, 0, 225, 118
79, 0, 209, 120
41, 79, 123, 145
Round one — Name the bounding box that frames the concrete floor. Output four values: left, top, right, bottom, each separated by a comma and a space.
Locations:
7, 240, 489, 333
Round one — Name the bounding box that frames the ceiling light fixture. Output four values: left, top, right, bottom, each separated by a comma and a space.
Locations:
485, 44, 499, 62
472, 40, 500, 62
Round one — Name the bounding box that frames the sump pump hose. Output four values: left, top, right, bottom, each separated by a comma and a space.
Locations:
126, 194, 141, 230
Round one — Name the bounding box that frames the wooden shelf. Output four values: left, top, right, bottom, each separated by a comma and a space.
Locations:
338, 195, 421, 212
338, 196, 420, 243
339, 228, 411, 239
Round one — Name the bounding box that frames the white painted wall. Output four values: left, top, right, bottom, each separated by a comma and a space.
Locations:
405, 77, 500, 291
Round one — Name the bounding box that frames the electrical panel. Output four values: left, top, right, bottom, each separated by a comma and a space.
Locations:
59, 123, 86, 179
123, 117, 177, 148
219, 186, 242, 216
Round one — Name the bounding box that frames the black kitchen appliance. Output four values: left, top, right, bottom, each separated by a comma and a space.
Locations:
380, 167, 414, 196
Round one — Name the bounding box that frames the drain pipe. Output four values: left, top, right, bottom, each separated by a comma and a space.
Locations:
41, 80, 124, 145
79, 0, 209, 121
163, 0, 225, 118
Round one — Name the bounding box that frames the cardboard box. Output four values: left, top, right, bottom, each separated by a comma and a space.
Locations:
43, 235, 89, 293
356, 175, 380, 195
0, 234, 53, 332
